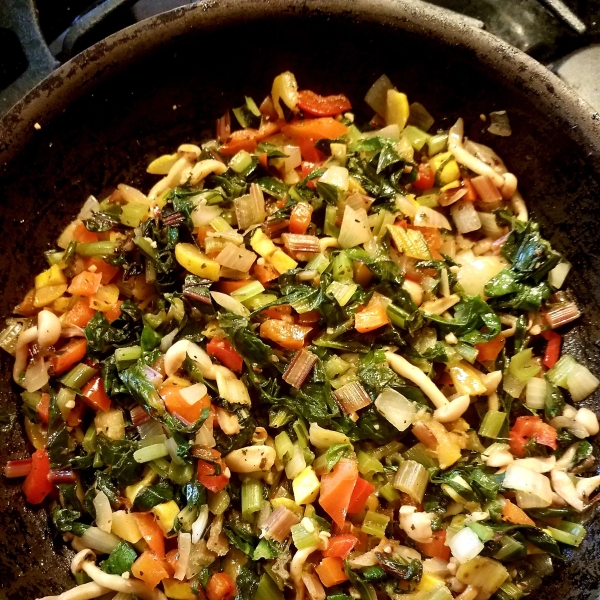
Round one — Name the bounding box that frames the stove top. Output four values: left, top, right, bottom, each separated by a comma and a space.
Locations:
1, 0, 600, 117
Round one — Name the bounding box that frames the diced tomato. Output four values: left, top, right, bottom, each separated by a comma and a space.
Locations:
133, 513, 165, 558
282, 118, 348, 162
73, 222, 99, 243
408, 225, 443, 252
214, 280, 253, 294
319, 458, 358, 529
219, 121, 282, 156
257, 152, 269, 169
164, 549, 179, 576
253, 262, 279, 285
105, 300, 123, 323
416, 529, 450, 561
22, 449, 54, 505
297, 90, 352, 117
50, 338, 88, 375
65, 298, 97, 327
315, 556, 348, 587
131, 551, 170, 589
206, 337, 243, 373
323, 534, 358, 559
463, 178, 478, 202
197, 448, 230, 493
262, 304, 293, 320
502, 499, 535, 526
259, 319, 312, 351
509, 416, 557, 458
347, 477, 376, 514
84, 258, 119, 284
300, 161, 319, 189
541, 330, 562, 369
36, 393, 50, 424
289, 202, 313, 234
81, 375, 112, 412
475, 336, 506, 362
66, 399, 86, 427
160, 385, 211, 424
206, 572, 236, 600
413, 163, 435, 191
67, 270, 102, 297
297, 310, 320, 325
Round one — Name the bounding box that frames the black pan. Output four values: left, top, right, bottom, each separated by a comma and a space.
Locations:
0, 1, 599, 598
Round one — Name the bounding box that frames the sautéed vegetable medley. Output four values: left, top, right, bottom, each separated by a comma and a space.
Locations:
2, 72, 600, 600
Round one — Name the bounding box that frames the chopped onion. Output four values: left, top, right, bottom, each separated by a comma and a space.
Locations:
488, 111, 512, 137
448, 527, 484, 564
364, 74, 394, 117
210, 291, 250, 316
23, 357, 49, 393
138, 418, 164, 440
374, 387, 417, 432
160, 327, 179, 353
234, 183, 266, 230
338, 205, 371, 249
192, 203, 222, 227
525, 377, 547, 410
456, 256, 506, 297
261, 505, 301, 543
80, 526, 121, 554
503, 465, 553, 506
77, 195, 100, 219
478, 211, 504, 239
175, 532, 191, 580
281, 233, 320, 253
319, 166, 349, 191
285, 444, 307, 479
0, 319, 27, 357
438, 187, 467, 207
514, 491, 551, 509
165, 437, 185, 465
470, 175, 502, 202
567, 363, 599, 402
345, 193, 374, 213
548, 261, 571, 289
544, 301, 581, 329
309, 423, 350, 449
451, 200, 481, 234
216, 370, 251, 404
93, 490, 113, 533
215, 243, 257, 272
283, 349, 318, 389
413, 206, 451, 230
179, 383, 208, 405
192, 504, 210, 543
195, 419, 216, 448
333, 381, 372, 414
283, 145, 302, 172
395, 193, 417, 218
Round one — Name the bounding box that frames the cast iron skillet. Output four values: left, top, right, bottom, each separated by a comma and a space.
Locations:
1, 1, 599, 598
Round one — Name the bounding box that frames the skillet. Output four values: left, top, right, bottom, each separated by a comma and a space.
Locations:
0, 1, 599, 598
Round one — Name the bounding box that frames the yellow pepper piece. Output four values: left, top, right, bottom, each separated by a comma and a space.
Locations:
147, 153, 178, 175
35, 264, 67, 289
386, 89, 410, 130
152, 500, 181, 535
175, 243, 220, 281
268, 248, 298, 274
34, 284, 68, 308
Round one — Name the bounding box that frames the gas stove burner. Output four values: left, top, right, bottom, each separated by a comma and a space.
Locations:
0, 0, 599, 117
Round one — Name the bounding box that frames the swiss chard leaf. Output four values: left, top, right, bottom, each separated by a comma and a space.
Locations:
225, 522, 259, 556
96, 435, 143, 486
84, 211, 120, 232
375, 553, 422, 582
47, 392, 72, 468
135, 481, 174, 509
100, 541, 137, 575
234, 567, 260, 600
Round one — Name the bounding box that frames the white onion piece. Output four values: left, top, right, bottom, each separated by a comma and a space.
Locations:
191, 203, 222, 227
413, 206, 451, 230
80, 527, 121, 554
451, 201, 482, 234
525, 377, 547, 410
567, 364, 599, 402
514, 456, 555, 473
77, 195, 100, 219
38, 310, 62, 348
215, 243, 257, 272
191, 505, 210, 543
395, 193, 417, 218
174, 532, 191, 580
159, 328, 179, 353
364, 74, 394, 117
179, 383, 208, 405
338, 205, 371, 249
319, 166, 349, 191
551, 469, 584, 511
93, 491, 113, 533
456, 256, 506, 297
283, 145, 302, 172
210, 291, 249, 317
195, 419, 216, 448
448, 527, 484, 564
548, 261, 571, 290
165, 437, 183, 464
24, 357, 49, 393
503, 465, 553, 506
365, 123, 401, 141
374, 387, 417, 432
117, 183, 153, 206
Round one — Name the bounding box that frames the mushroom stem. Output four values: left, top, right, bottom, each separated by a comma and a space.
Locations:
385, 352, 448, 409
37, 582, 110, 600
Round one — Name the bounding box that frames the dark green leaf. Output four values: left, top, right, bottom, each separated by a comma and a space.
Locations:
100, 542, 137, 575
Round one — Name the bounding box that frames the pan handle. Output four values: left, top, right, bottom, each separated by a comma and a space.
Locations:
0, 0, 59, 118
